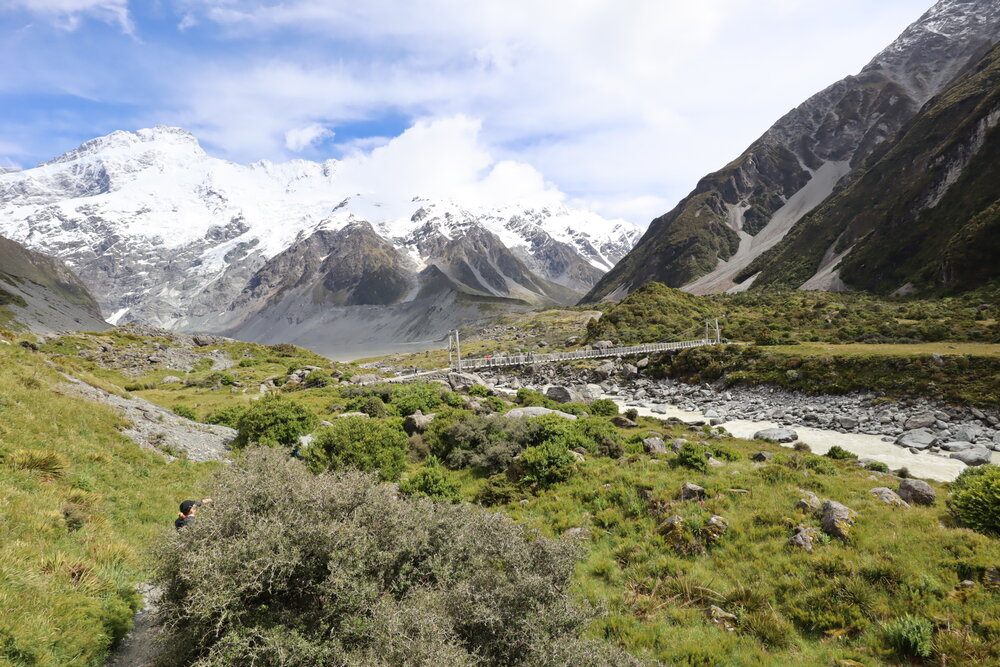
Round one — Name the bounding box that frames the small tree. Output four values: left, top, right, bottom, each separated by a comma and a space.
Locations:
233, 395, 318, 450
948, 464, 1000, 535
399, 457, 461, 502
302, 416, 408, 481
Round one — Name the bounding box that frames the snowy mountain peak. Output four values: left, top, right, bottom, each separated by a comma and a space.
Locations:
44, 125, 205, 167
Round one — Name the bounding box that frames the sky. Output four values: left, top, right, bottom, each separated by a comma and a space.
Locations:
0, 0, 935, 225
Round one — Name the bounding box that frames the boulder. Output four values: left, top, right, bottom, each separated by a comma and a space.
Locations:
788, 525, 820, 552
754, 427, 798, 443
610, 416, 638, 428
820, 500, 857, 542
570, 450, 586, 463
952, 425, 981, 442
704, 515, 728, 544
592, 340, 614, 350
751, 451, 774, 463
337, 411, 370, 419
448, 372, 484, 392
895, 428, 937, 449
350, 373, 379, 385
403, 410, 436, 435
950, 447, 992, 466
940, 441, 976, 452
622, 363, 639, 379
869, 487, 910, 508
593, 363, 615, 381
837, 416, 859, 430
679, 482, 706, 501
642, 437, 667, 454
546, 385, 584, 404
904, 411, 937, 430
897, 478, 936, 506
160, 375, 183, 384
795, 491, 821, 513
578, 384, 604, 401
506, 406, 577, 420
637, 357, 650, 369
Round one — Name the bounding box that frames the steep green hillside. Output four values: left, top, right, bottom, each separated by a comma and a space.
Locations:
0, 236, 107, 333
742, 42, 1000, 294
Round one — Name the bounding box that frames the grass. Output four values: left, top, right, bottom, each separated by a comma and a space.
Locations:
0, 342, 219, 666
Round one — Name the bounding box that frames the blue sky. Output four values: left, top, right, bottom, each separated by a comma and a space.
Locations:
1, 0, 934, 223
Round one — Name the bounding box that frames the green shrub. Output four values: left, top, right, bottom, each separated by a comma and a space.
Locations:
575, 417, 624, 457
882, 614, 934, 659
359, 396, 389, 418
865, 461, 890, 473
676, 442, 709, 473
474, 473, 523, 506
948, 464, 1000, 535
233, 395, 318, 450
709, 444, 740, 462
302, 416, 408, 482
589, 399, 619, 416
205, 405, 247, 429
624, 408, 639, 421
172, 405, 197, 421
399, 457, 461, 502
153, 449, 636, 666
793, 442, 812, 453
826, 445, 858, 460
519, 440, 577, 488
220, 374, 237, 386
468, 384, 490, 397
391, 383, 448, 416
303, 370, 334, 388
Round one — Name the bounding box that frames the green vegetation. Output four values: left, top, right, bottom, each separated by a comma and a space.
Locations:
152, 449, 639, 666
399, 456, 462, 501
302, 416, 408, 481
0, 341, 217, 666
948, 464, 1000, 535
826, 445, 858, 460
232, 394, 318, 450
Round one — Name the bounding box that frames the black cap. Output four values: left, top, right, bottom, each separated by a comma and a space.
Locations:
179, 499, 202, 515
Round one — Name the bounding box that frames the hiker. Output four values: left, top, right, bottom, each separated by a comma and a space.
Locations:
175, 497, 212, 530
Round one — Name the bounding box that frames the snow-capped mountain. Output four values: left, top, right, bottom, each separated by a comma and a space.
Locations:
584, 0, 1000, 301
0, 126, 639, 350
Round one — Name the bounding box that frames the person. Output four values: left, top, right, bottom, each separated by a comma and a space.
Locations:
175, 497, 212, 530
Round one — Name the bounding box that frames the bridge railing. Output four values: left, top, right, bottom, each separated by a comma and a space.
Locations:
454, 338, 716, 371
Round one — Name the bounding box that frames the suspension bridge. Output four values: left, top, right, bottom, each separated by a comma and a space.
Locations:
373, 318, 724, 383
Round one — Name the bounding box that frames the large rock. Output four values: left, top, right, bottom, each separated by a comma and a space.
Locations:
754, 427, 798, 443
448, 372, 484, 392
506, 406, 577, 420
642, 437, 667, 454
704, 515, 729, 544
897, 478, 936, 506
795, 490, 821, 513
578, 384, 604, 401
593, 363, 615, 381
952, 425, 981, 442
610, 416, 638, 428
950, 447, 992, 466
546, 385, 584, 404
592, 340, 614, 350
895, 428, 937, 449
403, 410, 435, 435
820, 500, 857, 542
904, 411, 937, 430
837, 416, 859, 430
679, 482, 706, 501
788, 525, 820, 552
751, 451, 774, 462
940, 440, 976, 452
350, 373, 379, 385
869, 487, 910, 508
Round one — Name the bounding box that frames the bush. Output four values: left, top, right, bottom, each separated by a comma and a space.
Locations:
519, 440, 577, 488
359, 396, 389, 418
826, 445, 858, 460
948, 464, 1000, 535
575, 417, 624, 457
205, 405, 247, 429
474, 473, 523, 506
303, 370, 334, 388
865, 461, 890, 473
589, 399, 619, 416
172, 405, 197, 420
233, 395, 319, 450
302, 416, 408, 482
624, 408, 639, 421
3, 449, 68, 479
469, 384, 490, 397
153, 449, 639, 666
793, 442, 812, 453
882, 614, 934, 659
676, 442, 709, 473
399, 457, 461, 502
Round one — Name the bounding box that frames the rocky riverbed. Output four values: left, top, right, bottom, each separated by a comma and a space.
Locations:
477, 359, 1000, 478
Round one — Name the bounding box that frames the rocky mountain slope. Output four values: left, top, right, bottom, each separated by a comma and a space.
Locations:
740, 39, 1000, 294
0, 234, 107, 333
582, 0, 1000, 301
0, 127, 639, 351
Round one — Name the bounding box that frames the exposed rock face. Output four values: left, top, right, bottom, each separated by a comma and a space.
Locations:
0, 235, 107, 333
754, 428, 798, 443
583, 0, 1000, 300
898, 478, 937, 505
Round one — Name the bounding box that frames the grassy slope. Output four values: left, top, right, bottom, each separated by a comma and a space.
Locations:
0, 342, 219, 666
500, 422, 1000, 665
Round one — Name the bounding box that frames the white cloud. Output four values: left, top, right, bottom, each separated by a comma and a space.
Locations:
284, 122, 333, 152
5, 0, 133, 33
